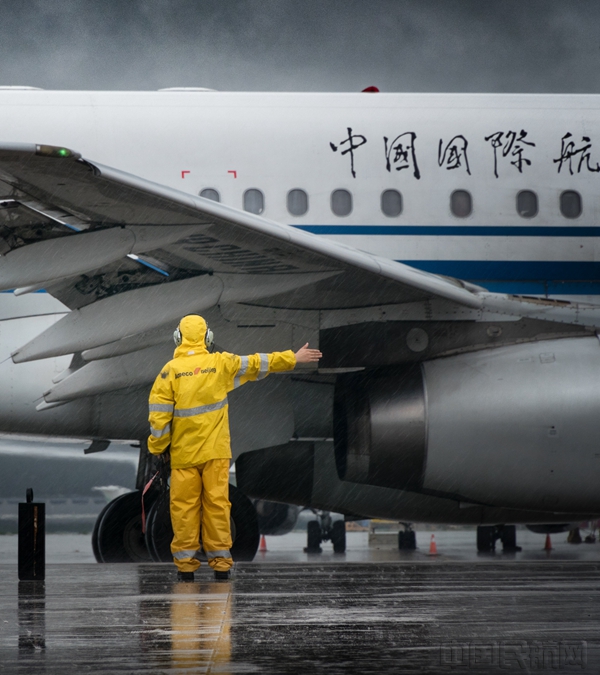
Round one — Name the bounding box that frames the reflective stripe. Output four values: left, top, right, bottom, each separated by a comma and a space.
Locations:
149, 403, 174, 413
256, 353, 269, 380
150, 422, 171, 438
238, 355, 250, 376
206, 549, 231, 559
173, 549, 200, 560
234, 355, 249, 389
174, 398, 228, 418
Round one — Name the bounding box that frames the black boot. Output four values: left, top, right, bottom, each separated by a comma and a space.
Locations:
177, 571, 195, 582
214, 570, 230, 581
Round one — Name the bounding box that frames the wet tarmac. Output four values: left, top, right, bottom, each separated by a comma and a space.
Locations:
0, 532, 598, 673
4, 528, 600, 564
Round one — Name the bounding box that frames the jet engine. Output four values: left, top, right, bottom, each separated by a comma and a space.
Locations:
334, 336, 600, 514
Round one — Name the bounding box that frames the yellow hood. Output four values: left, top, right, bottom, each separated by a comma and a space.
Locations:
174, 315, 208, 358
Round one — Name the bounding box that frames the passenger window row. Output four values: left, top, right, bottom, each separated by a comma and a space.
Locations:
199, 188, 583, 220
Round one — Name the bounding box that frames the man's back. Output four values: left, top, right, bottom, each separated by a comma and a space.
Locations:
148, 315, 296, 468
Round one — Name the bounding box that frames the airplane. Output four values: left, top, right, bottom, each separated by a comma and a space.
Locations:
0, 86, 599, 560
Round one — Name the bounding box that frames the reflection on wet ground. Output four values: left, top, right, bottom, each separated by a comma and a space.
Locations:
0, 559, 598, 674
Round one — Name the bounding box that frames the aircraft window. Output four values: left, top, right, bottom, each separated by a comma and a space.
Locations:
381, 189, 403, 217
287, 189, 308, 216
199, 188, 220, 202
517, 190, 538, 218
331, 189, 352, 216
244, 189, 264, 215
560, 190, 582, 219
451, 189, 472, 218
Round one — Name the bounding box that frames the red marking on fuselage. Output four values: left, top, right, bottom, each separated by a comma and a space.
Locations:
227, 170, 237, 178
181, 170, 190, 178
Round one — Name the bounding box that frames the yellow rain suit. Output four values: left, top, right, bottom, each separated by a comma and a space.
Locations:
147, 315, 296, 572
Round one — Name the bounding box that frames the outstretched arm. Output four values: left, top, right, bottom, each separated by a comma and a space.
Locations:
294, 343, 323, 363
230, 343, 322, 390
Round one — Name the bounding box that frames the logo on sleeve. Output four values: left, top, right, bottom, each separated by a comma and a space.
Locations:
160, 371, 168, 379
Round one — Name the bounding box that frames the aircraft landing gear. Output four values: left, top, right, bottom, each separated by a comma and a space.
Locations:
92, 490, 154, 563
305, 511, 346, 554
92, 440, 162, 563
93, 441, 260, 563
398, 523, 417, 550
476, 524, 522, 553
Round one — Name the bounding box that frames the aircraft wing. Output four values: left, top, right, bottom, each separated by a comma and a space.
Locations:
0, 143, 597, 405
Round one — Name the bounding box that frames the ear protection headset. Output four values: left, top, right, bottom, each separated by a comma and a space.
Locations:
173, 316, 215, 352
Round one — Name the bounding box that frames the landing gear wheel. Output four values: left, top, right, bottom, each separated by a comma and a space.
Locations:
331, 520, 346, 553
144, 484, 259, 563
229, 484, 259, 561
145, 491, 174, 562
306, 521, 322, 553
500, 525, 521, 552
93, 490, 152, 563
398, 530, 417, 550
477, 525, 497, 553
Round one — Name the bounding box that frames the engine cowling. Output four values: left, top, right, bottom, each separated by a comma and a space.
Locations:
254, 500, 301, 536
334, 336, 600, 514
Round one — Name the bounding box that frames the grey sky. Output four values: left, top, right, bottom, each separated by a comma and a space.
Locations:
0, 1, 597, 92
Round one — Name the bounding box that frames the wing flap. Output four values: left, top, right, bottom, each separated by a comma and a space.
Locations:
12, 271, 335, 362
43, 344, 173, 402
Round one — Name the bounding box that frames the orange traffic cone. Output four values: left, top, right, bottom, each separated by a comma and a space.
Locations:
428, 534, 438, 555
544, 534, 552, 551
259, 535, 268, 553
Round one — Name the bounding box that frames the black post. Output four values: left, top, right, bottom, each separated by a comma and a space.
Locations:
18, 488, 45, 581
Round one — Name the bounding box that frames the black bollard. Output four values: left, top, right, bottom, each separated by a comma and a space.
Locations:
18, 488, 45, 581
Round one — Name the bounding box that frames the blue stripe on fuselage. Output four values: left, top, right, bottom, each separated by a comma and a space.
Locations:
404, 261, 600, 296
404, 260, 600, 281
295, 224, 600, 237
293, 224, 600, 295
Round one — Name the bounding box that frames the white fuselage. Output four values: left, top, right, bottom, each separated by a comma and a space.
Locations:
0, 89, 599, 297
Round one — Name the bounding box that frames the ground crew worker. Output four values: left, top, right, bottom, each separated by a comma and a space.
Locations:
147, 314, 322, 582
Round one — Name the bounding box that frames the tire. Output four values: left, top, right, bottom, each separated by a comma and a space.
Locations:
500, 524, 517, 550
477, 525, 497, 553
331, 520, 346, 553
145, 491, 174, 562
94, 491, 153, 563
144, 483, 259, 563
398, 530, 416, 550
306, 520, 322, 553
91, 500, 113, 562
229, 484, 259, 561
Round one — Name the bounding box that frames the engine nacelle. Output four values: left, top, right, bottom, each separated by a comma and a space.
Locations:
526, 524, 575, 535
254, 500, 301, 536
334, 336, 600, 514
